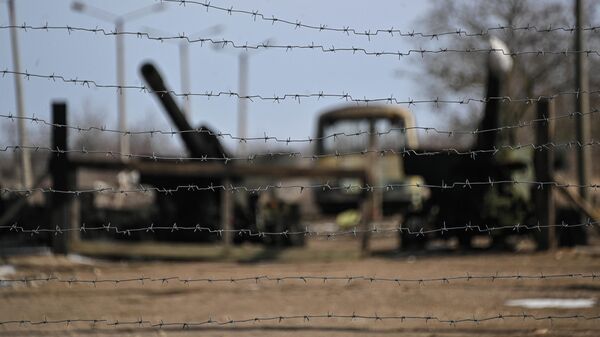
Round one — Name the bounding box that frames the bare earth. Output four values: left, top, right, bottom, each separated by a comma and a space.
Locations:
1, 239, 600, 337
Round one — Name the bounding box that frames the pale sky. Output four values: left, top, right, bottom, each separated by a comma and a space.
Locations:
1, 0, 451, 153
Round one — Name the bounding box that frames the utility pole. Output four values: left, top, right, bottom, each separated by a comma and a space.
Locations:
574, 0, 591, 207
8, 0, 33, 189
238, 53, 248, 155
72, 2, 165, 159
179, 42, 191, 117
115, 19, 129, 159
212, 38, 273, 155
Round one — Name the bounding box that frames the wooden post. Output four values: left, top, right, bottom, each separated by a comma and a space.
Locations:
221, 178, 233, 249
534, 99, 556, 250
574, 0, 591, 212
360, 173, 373, 255
50, 102, 76, 254
361, 120, 382, 255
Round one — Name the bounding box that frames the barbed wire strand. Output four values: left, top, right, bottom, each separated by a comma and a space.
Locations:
1, 179, 599, 196
0, 313, 596, 328
2, 140, 599, 164
160, 0, 600, 40
2, 272, 599, 287
1, 219, 597, 238
2, 69, 600, 107
1, 25, 600, 60
1, 109, 598, 144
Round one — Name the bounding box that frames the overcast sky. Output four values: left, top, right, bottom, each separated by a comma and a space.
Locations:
1, 0, 472, 153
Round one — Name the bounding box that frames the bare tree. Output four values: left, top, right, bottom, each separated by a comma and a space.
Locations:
413, 0, 600, 180
417, 0, 600, 143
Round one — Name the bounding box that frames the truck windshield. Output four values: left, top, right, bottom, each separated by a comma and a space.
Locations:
322, 118, 407, 154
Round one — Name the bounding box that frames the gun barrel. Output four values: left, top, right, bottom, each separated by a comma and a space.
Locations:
140, 63, 218, 158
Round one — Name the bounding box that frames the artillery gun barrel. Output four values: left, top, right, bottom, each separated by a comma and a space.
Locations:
140, 63, 212, 158
476, 37, 513, 151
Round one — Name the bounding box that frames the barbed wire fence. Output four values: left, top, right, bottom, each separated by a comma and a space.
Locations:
0, 313, 597, 329
3, 25, 600, 58
1, 1, 599, 335
1, 109, 598, 141
2, 219, 598, 238
4, 68, 600, 104
4, 272, 600, 286
159, 0, 600, 39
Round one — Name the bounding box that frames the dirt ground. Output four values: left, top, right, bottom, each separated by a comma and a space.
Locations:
1, 238, 600, 337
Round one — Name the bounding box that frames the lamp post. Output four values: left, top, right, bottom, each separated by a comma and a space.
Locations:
142, 25, 224, 118
71, 2, 165, 158
237, 52, 248, 155
7, 0, 32, 189
212, 39, 273, 155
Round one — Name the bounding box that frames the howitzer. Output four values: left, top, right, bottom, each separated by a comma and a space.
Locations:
141, 63, 226, 159
139, 63, 226, 241
139, 62, 304, 246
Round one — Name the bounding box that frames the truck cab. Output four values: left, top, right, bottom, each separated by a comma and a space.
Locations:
314, 105, 425, 215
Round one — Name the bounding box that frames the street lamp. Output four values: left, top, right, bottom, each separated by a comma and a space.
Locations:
212, 38, 274, 155
71, 1, 165, 158
142, 25, 224, 118
7, 0, 33, 189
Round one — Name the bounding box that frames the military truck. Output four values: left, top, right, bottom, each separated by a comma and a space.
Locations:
313, 105, 427, 217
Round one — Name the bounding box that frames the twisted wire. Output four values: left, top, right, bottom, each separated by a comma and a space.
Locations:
1, 219, 597, 238
0, 109, 598, 144
161, 0, 600, 40
1, 25, 600, 59
2, 139, 598, 163
0, 313, 596, 328
2, 272, 599, 287
1, 178, 599, 196
2, 69, 600, 106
